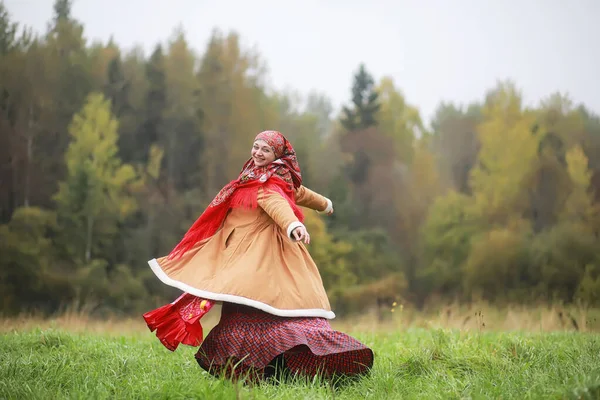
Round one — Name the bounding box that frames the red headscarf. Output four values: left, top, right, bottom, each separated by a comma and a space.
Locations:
167, 130, 304, 260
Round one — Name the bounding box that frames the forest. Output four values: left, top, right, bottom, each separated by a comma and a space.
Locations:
1, 0, 599, 318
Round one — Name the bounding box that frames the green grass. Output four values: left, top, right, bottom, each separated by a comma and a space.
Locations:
1, 328, 599, 399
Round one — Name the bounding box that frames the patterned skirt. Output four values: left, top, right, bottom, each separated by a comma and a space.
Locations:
195, 303, 374, 382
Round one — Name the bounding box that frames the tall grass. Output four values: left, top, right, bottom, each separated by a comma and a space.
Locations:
335, 301, 600, 333
2, 302, 598, 335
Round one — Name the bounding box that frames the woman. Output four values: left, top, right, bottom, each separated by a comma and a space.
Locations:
143, 130, 373, 382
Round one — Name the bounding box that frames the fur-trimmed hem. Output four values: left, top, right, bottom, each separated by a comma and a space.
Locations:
148, 258, 336, 319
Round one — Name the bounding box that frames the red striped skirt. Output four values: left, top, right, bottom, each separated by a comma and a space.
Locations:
195, 303, 374, 382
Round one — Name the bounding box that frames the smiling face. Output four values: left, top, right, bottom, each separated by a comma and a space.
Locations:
251, 139, 277, 167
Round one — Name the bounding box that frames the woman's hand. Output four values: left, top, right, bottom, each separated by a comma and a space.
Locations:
292, 226, 311, 244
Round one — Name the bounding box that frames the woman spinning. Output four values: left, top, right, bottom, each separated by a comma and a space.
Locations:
143, 130, 374, 382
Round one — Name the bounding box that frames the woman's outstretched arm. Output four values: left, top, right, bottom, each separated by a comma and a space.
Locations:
294, 185, 333, 215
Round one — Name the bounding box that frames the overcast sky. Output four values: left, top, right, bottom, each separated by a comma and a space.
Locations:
5, 0, 600, 124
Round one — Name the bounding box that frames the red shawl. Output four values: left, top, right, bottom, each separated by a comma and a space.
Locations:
167, 130, 304, 260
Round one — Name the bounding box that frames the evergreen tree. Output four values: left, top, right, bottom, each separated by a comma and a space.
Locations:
0, 1, 18, 54
53, 0, 72, 23
340, 64, 380, 131
103, 56, 131, 118
142, 45, 166, 147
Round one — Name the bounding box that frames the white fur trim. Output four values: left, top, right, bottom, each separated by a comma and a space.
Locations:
148, 259, 336, 319
286, 221, 305, 240
317, 198, 333, 214
324, 198, 333, 214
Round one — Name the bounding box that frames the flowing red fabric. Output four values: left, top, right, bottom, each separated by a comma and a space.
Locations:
167, 130, 303, 261
144, 131, 305, 350
143, 293, 214, 351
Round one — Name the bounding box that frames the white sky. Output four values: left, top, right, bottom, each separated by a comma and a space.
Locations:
5, 0, 600, 124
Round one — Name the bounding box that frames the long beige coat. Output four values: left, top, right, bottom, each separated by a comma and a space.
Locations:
148, 185, 336, 319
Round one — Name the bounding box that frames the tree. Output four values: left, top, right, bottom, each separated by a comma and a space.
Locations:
53, 0, 72, 23
562, 145, 596, 224
163, 28, 203, 192
305, 91, 334, 139
526, 131, 571, 232
337, 64, 386, 201
376, 76, 424, 164
29, 0, 94, 213
340, 64, 380, 131
196, 30, 275, 194
0, 1, 18, 54
579, 107, 600, 202
338, 125, 396, 226
0, 28, 56, 218
0, 206, 69, 314
104, 56, 130, 117
131, 44, 166, 166
430, 102, 482, 193
469, 81, 539, 225
0, 1, 29, 221
301, 210, 355, 307
523, 94, 587, 232
46, 0, 92, 126
394, 139, 442, 291
419, 190, 478, 299
54, 92, 138, 262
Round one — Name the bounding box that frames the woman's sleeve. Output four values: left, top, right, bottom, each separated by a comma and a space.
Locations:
294, 185, 333, 213
257, 188, 305, 240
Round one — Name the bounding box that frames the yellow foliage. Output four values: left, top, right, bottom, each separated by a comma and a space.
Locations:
146, 144, 164, 180
54, 92, 140, 261
463, 227, 530, 300
301, 209, 355, 296
88, 43, 120, 88
197, 31, 278, 193
376, 76, 423, 163
165, 30, 198, 116
562, 145, 595, 223
470, 87, 539, 224
408, 141, 441, 205
566, 145, 593, 189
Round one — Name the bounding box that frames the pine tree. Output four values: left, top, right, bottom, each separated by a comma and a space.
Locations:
340, 64, 380, 131
0, 1, 18, 54
142, 45, 166, 146
103, 56, 131, 118
53, 0, 72, 23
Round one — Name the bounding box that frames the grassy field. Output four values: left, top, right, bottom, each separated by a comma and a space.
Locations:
1, 304, 600, 399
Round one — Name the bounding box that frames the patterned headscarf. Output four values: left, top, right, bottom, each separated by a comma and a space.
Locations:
168, 130, 304, 259
255, 130, 287, 157
238, 130, 302, 189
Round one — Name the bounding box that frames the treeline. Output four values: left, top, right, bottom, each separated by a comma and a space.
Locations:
1, 1, 599, 317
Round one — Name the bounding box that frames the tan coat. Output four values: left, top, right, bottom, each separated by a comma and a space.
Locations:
148, 185, 336, 319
